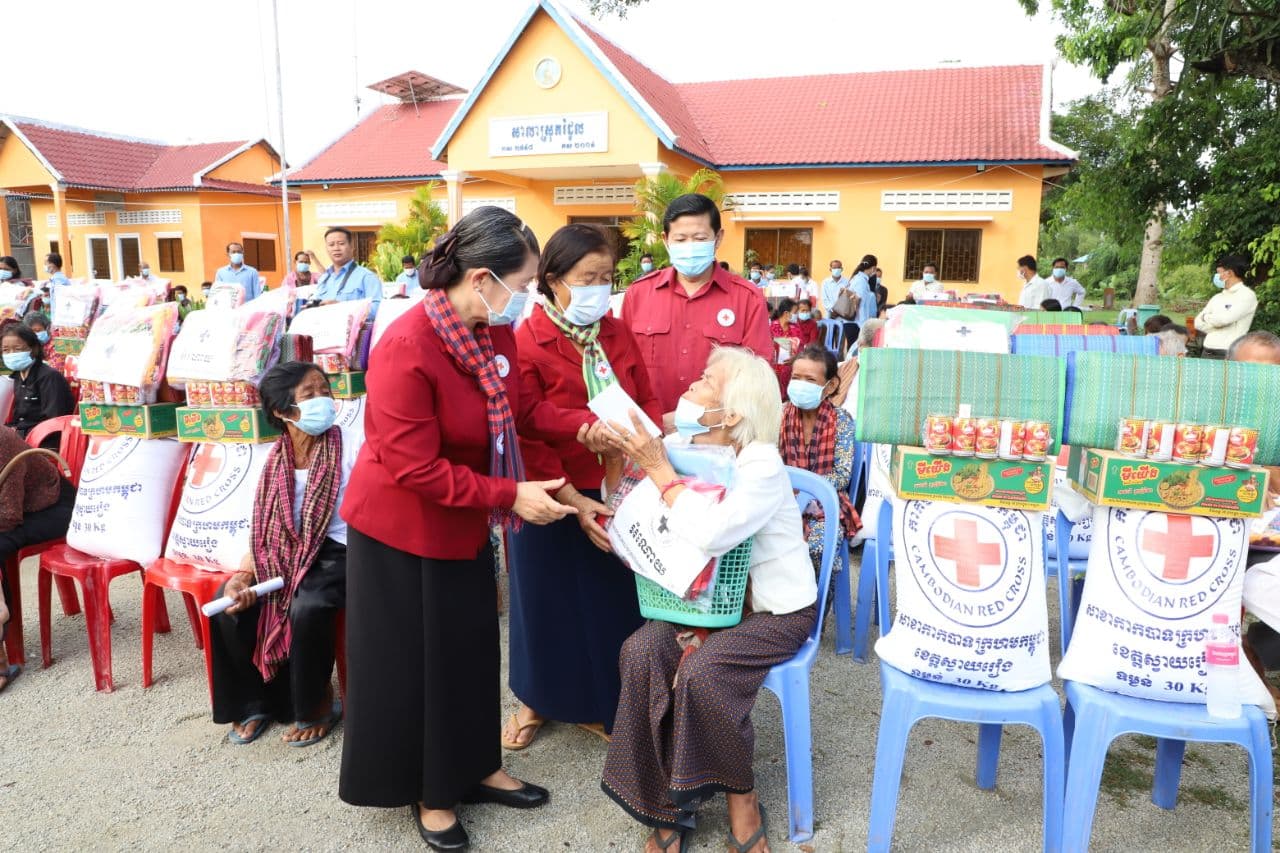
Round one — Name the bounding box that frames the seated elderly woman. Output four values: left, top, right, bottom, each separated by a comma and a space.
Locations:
0, 424, 76, 694
779, 344, 859, 568
208, 361, 356, 746
594, 346, 817, 853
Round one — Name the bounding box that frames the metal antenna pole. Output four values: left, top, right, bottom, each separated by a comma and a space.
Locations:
272, 0, 292, 267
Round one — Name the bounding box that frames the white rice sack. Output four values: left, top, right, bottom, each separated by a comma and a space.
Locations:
164, 442, 271, 571
859, 443, 894, 542
1244, 555, 1280, 633
876, 499, 1051, 691
1042, 466, 1093, 561
0, 381, 12, 425
370, 290, 425, 349
1058, 506, 1276, 715
66, 436, 188, 565
336, 396, 366, 448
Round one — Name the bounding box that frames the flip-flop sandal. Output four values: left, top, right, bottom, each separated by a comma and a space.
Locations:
727, 804, 767, 853
501, 711, 545, 751
575, 722, 612, 743
652, 827, 689, 851
287, 699, 343, 748
227, 713, 272, 745
0, 664, 21, 694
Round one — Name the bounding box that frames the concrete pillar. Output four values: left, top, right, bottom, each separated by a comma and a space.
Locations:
440, 170, 468, 227
51, 183, 71, 275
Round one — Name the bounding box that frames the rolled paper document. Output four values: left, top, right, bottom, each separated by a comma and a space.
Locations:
201, 576, 285, 617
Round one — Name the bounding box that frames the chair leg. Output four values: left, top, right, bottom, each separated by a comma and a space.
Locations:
776, 670, 815, 843
1246, 716, 1274, 853
976, 723, 1003, 790
55, 575, 80, 616
868, 685, 913, 852
38, 569, 54, 668
853, 540, 877, 662
1062, 701, 1076, 779
141, 583, 158, 688
1038, 701, 1066, 853
181, 593, 203, 648
1151, 738, 1186, 810
876, 507, 893, 633
4, 557, 25, 667
82, 571, 114, 692
833, 540, 853, 655
1060, 702, 1110, 853
145, 571, 172, 635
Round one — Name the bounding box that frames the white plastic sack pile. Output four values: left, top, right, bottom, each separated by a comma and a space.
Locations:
876, 499, 1052, 691
1058, 506, 1276, 715
66, 436, 188, 565
164, 442, 271, 571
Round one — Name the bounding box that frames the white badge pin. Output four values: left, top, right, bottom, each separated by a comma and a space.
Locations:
717, 308, 735, 327
495, 354, 510, 378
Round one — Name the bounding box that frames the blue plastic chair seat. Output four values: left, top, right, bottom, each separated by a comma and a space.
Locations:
1062, 680, 1273, 852
869, 663, 1065, 852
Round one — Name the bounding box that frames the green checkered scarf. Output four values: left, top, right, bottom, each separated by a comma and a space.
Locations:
541, 301, 616, 399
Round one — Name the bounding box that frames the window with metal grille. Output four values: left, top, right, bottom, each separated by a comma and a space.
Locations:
904, 228, 982, 283
158, 237, 184, 272
354, 231, 378, 263
88, 237, 110, 279
743, 228, 812, 272
553, 185, 634, 205
244, 238, 276, 272
567, 216, 633, 262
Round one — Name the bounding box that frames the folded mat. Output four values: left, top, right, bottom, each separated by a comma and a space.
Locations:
1011, 334, 1157, 357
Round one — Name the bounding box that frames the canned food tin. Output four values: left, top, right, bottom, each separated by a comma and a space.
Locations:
998, 419, 1025, 461
951, 416, 976, 456
1226, 426, 1259, 469
1023, 420, 1051, 461
1146, 420, 1175, 461
975, 417, 1001, 459
1201, 425, 1230, 467
1172, 423, 1204, 463
1116, 417, 1148, 457
922, 413, 953, 455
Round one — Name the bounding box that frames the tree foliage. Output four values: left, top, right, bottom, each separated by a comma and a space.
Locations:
367, 184, 448, 281
585, 0, 649, 17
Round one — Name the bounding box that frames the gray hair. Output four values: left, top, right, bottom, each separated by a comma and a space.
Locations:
858, 318, 885, 349
707, 347, 782, 447
1228, 330, 1280, 361
1155, 327, 1187, 356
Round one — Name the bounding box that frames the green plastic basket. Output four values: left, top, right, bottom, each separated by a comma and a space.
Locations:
635, 538, 754, 629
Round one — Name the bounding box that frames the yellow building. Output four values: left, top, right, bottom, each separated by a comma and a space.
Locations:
0, 116, 298, 284
288, 0, 1074, 302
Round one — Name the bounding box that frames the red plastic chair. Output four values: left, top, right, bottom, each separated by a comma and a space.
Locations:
37, 456, 185, 692
2, 416, 88, 667
141, 558, 232, 702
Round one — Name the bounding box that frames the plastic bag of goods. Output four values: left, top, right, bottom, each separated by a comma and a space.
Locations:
244, 284, 296, 321
65, 436, 188, 565
50, 283, 100, 338
371, 290, 425, 349
164, 442, 272, 571
288, 299, 371, 372
204, 282, 246, 311
97, 281, 165, 318
0, 283, 36, 325
881, 305, 1018, 354
167, 307, 283, 406
76, 302, 179, 404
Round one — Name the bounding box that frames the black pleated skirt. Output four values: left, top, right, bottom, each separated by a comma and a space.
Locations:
338, 526, 500, 810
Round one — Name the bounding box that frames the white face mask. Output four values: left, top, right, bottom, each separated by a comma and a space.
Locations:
558, 283, 612, 326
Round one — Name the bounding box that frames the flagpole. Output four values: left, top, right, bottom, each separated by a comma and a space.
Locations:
271, 0, 292, 268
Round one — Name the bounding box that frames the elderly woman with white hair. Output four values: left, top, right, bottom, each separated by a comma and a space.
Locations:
593, 347, 817, 853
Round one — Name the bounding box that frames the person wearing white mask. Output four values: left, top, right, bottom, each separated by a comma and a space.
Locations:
503, 223, 662, 753
283, 250, 322, 288
1195, 254, 1258, 359
395, 254, 421, 294
44, 252, 70, 287
1047, 257, 1086, 308
215, 241, 264, 301
621, 193, 772, 421
1016, 254, 1051, 309
909, 261, 946, 302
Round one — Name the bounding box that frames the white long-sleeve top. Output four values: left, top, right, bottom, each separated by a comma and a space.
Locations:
1019, 275, 1052, 309
1195, 282, 1257, 350
666, 441, 818, 616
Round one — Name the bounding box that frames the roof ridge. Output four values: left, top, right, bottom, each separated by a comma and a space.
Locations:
675, 63, 1045, 88
2, 113, 169, 147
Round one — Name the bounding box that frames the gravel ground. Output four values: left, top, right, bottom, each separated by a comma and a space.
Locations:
1, 553, 1270, 852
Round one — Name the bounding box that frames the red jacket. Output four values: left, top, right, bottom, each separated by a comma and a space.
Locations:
341, 308, 591, 560
515, 306, 662, 489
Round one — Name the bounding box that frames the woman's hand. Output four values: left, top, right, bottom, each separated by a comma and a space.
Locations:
571, 492, 614, 552
513, 477, 579, 525
577, 420, 619, 457
604, 410, 669, 473
223, 571, 258, 615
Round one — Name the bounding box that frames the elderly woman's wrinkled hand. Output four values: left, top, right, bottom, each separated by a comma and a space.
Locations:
223, 571, 258, 615
604, 410, 668, 472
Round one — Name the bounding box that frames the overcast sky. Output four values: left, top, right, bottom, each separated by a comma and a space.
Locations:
6, 0, 1102, 166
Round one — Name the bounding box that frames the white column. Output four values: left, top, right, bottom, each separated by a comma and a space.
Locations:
440, 170, 468, 227
638, 162, 666, 180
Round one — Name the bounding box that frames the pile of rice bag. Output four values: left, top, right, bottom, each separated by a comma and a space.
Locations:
288, 299, 372, 372
204, 282, 245, 311
77, 302, 180, 404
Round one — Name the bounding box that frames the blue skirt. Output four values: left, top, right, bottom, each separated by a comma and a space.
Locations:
508, 491, 643, 732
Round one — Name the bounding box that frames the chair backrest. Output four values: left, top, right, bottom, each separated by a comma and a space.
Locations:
848, 441, 868, 508
25, 414, 73, 453
786, 466, 840, 642
161, 454, 191, 541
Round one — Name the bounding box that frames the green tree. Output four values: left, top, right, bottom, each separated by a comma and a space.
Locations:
615, 168, 727, 286
366, 183, 448, 281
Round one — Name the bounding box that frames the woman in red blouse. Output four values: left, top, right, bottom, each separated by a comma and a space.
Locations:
338, 207, 594, 851
505, 224, 661, 751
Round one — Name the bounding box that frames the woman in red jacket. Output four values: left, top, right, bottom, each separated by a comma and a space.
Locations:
338, 207, 594, 851
504, 224, 661, 751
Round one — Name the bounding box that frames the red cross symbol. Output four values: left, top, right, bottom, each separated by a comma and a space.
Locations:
87, 437, 109, 457
933, 518, 1003, 588
189, 445, 225, 488
1141, 515, 1215, 581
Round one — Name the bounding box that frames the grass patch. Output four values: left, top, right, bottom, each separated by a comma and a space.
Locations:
1181, 784, 1245, 811
1101, 747, 1155, 807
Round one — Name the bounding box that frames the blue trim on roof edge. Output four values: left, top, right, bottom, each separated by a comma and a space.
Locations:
714, 158, 1075, 170
274, 175, 442, 186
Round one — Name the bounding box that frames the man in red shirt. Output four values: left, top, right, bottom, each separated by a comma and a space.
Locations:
622, 193, 772, 417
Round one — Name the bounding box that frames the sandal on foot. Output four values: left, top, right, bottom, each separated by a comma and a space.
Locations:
287, 700, 343, 747
727, 804, 767, 853
575, 722, 612, 743
0, 664, 21, 695
227, 713, 272, 745
501, 711, 545, 750
652, 827, 688, 852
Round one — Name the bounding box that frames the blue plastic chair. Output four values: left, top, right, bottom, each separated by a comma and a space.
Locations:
817, 319, 842, 355
852, 496, 893, 662
868, 662, 1064, 851
1046, 510, 1087, 656
831, 441, 868, 655
1061, 680, 1273, 852
762, 467, 839, 843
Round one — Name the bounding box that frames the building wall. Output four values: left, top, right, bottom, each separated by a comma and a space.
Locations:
0, 132, 56, 188
295, 180, 443, 259
205, 142, 281, 185
198, 192, 300, 285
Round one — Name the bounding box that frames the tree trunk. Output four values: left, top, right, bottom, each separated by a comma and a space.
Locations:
1134, 213, 1163, 305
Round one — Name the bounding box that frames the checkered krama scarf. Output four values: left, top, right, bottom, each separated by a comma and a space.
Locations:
251, 426, 342, 682
780, 400, 860, 535
422, 287, 525, 530
539, 300, 616, 399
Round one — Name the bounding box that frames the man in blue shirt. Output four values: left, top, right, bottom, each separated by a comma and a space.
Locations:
214, 241, 263, 301
395, 254, 420, 295
44, 252, 70, 287
315, 226, 382, 317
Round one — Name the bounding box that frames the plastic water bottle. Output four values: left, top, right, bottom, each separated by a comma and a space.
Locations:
1205, 613, 1241, 719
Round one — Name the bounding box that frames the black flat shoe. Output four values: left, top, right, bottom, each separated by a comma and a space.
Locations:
460, 780, 549, 809
409, 805, 469, 851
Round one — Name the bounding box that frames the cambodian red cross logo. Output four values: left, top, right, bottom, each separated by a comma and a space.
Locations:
932, 518, 1003, 588
1141, 514, 1215, 581
189, 444, 225, 488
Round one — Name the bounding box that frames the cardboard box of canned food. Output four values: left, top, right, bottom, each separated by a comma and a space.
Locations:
52, 336, 85, 355
327, 370, 366, 399
79, 402, 179, 438
890, 446, 1054, 511
1067, 446, 1268, 519
175, 406, 280, 444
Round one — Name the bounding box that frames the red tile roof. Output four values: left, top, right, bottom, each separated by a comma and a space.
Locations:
287, 101, 456, 183
4, 117, 263, 191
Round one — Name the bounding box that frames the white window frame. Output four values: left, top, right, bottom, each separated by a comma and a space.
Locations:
85, 233, 112, 280
115, 232, 142, 278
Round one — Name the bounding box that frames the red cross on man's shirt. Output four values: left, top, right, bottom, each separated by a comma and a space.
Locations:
1141, 514, 1215, 581
189, 445, 225, 488
933, 518, 1003, 588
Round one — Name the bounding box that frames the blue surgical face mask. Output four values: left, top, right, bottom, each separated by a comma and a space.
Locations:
287, 395, 337, 436
750, 270, 761, 281
673, 396, 723, 439
559, 283, 613, 326
229, 252, 244, 266
787, 379, 825, 411
481, 272, 529, 326
665, 240, 716, 278
140, 268, 151, 278
797, 311, 812, 321
35, 330, 50, 344
830, 268, 843, 279
296, 262, 310, 273
0, 270, 12, 281
3, 351, 35, 372
640, 261, 654, 274
922, 272, 936, 283
1213, 273, 1225, 289
1052, 267, 1067, 280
